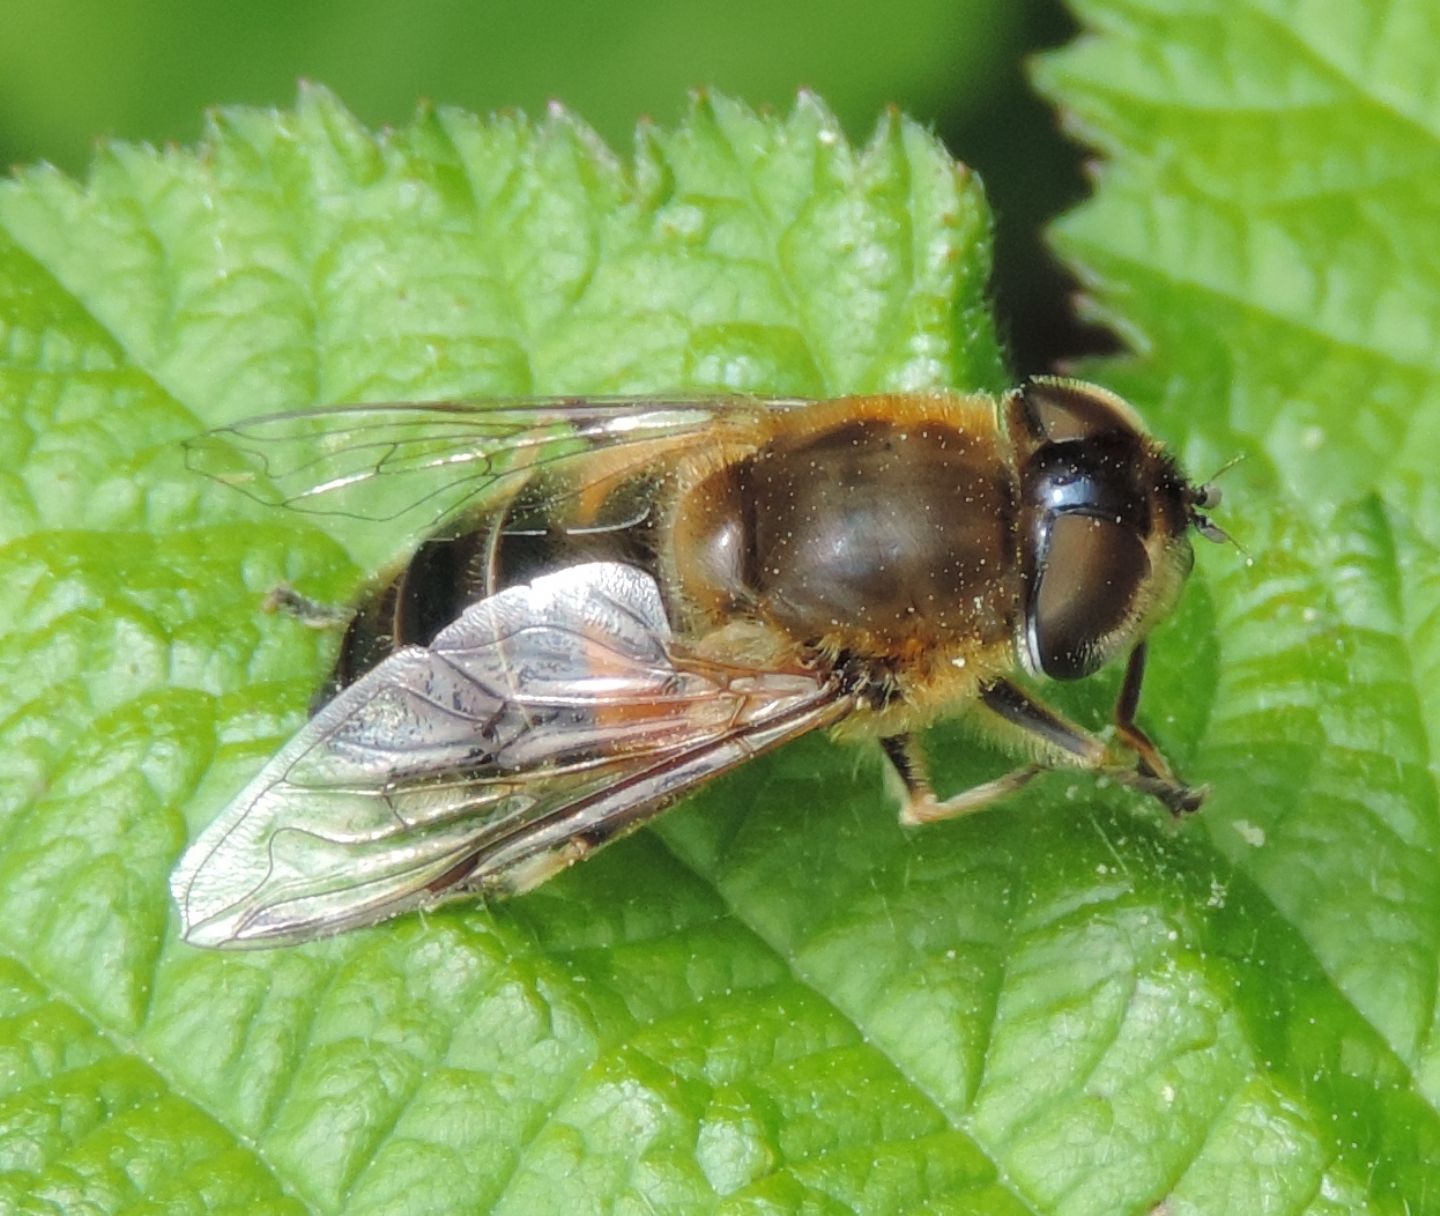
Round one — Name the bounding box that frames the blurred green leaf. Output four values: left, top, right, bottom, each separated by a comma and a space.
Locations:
0, 0, 1024, 173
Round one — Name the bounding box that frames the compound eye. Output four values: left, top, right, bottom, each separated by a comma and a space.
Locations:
1030, 514, 1151, 680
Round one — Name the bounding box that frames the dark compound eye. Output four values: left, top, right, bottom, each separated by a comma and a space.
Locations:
1008, 378, 1200, 683
1025, 437, 1151, 532
1029, 514, 1151, 680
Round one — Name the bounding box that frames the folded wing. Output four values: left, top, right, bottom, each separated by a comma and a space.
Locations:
172, 561, 848, 947
185, 396, 804, 535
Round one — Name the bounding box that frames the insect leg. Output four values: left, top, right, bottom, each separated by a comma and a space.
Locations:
979, 679, 1206, 815
882, 733, 1042, 825
262, 584, 347, 627
1112, 643, 1177, 782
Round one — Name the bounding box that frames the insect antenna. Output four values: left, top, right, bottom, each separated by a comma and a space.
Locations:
1190, 453, 1247, 554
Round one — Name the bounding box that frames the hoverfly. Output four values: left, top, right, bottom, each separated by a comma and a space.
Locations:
172, 379, 1221, 947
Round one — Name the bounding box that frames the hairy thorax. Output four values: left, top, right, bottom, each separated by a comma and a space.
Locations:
666, 397, 1024, 717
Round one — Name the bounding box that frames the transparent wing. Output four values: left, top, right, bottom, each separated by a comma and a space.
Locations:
187, 396, 806, 535
172, 562, 849, 948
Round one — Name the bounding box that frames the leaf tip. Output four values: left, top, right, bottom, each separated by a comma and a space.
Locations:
294, 79, 353, 126
685, 85, 718, 125
868, 103, 905, 150
793, 87, 844, 139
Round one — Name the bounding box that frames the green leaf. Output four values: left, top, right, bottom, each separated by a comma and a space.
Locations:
0, 86, 1018, 1214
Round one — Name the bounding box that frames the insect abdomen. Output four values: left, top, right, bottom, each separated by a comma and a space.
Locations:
327, 479, 665, 695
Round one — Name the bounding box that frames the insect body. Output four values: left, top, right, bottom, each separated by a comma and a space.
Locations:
172, 379, 1220, 948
